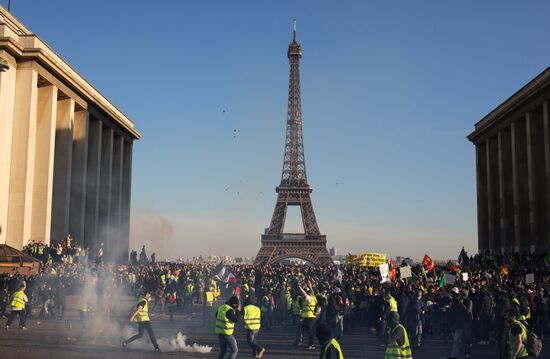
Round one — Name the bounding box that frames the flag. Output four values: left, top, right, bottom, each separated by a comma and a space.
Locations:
499, 264, 509, 277
212, 261, 226, 279
438, 273, 446, 288
221, 270, 236, 283
446, 260, 460, 273
422, 254, 435, 271
389, 259, 396, 280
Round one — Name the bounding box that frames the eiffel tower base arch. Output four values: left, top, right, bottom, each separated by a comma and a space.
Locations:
255, 235, 333, 266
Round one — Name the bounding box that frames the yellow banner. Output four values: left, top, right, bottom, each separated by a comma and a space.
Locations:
346, 252, 387, 267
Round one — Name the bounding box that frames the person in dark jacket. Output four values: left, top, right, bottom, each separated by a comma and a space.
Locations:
447, 288, 469, 359
316, 322, 344, 359
495, 289, 511, 359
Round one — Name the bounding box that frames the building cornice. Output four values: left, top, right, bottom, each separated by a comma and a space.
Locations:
468, 67, 550, 143
0, 6, 140, 140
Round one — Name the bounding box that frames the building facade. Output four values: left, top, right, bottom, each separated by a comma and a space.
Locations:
0, 7, 139, 260
468, 67, 550, 255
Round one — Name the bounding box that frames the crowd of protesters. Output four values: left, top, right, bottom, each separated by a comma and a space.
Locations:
1, 242, 549, 358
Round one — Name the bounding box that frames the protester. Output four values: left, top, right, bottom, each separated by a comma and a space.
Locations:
122, 291, 161, 352
215, 296, 240, 359
243, 297, 266, 358
317, 322, 344, 359
5, 281, 28, 330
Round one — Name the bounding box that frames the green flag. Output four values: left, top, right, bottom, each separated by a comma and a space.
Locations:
438, 273, 446, 288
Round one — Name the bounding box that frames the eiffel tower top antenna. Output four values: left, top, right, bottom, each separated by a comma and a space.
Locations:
293, 18, 296, 41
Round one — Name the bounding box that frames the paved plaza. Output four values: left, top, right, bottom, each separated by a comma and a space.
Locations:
0, 295, 549, 359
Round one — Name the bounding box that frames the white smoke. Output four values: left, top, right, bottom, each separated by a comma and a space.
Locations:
121, 325, 212, 353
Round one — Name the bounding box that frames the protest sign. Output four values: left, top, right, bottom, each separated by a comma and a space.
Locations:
399, 266, 412, 278
379, 263, 390, 283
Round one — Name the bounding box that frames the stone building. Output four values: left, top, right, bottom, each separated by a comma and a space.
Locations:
0, 7, 140, 260
468, 67, 550, 255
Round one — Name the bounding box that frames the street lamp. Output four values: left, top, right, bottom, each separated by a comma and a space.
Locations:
0, 56, 9, 72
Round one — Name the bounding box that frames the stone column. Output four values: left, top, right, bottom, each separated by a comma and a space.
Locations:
98, 126, 113, 257
486, 137, 501, 253
475, 143, 489, 254
69, 111, 89, 243
6, 64, 38, 249
110, 135, 124, 259
50, 98, 74, 244
0, 52, 16, 245
121, 141, 133, 262
498, 128, 514, 253
30, 85, 58, 245
498, 130, 507, 254
526, 113, 535, 253
84, 118, 102, 251
526, 107, 546, 253
543, 101, 550, 249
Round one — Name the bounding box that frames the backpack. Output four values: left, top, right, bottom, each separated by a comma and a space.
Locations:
525, 330, 543, 357
167, 293, 176, 304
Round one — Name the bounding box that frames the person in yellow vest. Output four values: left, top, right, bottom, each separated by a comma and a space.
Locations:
316, 322, 344, 359
215, 296, 240, 359
165, 288, 177, 322
203, 286, 215, 327
5, 282, 28, 330
508, 307, 530, 359
294, 284, 318, 350
184, 280, 195, 311
243, 298, 266, 358
260, 291, 272, 330
122, 291, 160, 352
285, 288, 293, 324
385, 312, 413, 359
291, 292, 303, 345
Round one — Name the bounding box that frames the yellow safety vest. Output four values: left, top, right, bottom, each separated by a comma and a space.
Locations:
285, 293, 292, 311
10, 291, 26, 309
135, 298, 150, 322
205, 291, 214, 306
387, 296, 398, 312
512, 297, 531, 321
244, 304, 261, 331
215, 304, 235, 335
322, 338, 344, 359
385, 324, 413, 359
508, 320, 529, 358
292, 296, 302, 315
301, 295, 318, 318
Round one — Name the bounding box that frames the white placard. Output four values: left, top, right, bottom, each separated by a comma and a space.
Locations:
399, 266, 412, 278
379, 263, 390, 283
526, 273, 534, 284
462, 272, 469, 281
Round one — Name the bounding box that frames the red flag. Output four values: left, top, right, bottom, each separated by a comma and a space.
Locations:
499, 264, 509, 277
422, 254, 435, 271
389, 259, 396, 280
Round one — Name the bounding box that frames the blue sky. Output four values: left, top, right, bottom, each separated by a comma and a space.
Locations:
7, 0, 550, 260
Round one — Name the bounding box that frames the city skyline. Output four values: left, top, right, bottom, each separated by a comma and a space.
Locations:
5, 0, 550, 260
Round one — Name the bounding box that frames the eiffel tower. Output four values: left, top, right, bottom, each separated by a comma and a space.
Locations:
255, 20, 332, 266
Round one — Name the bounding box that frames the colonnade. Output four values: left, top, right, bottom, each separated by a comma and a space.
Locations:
0, 53, 133, 260
475, 98, 550, 255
